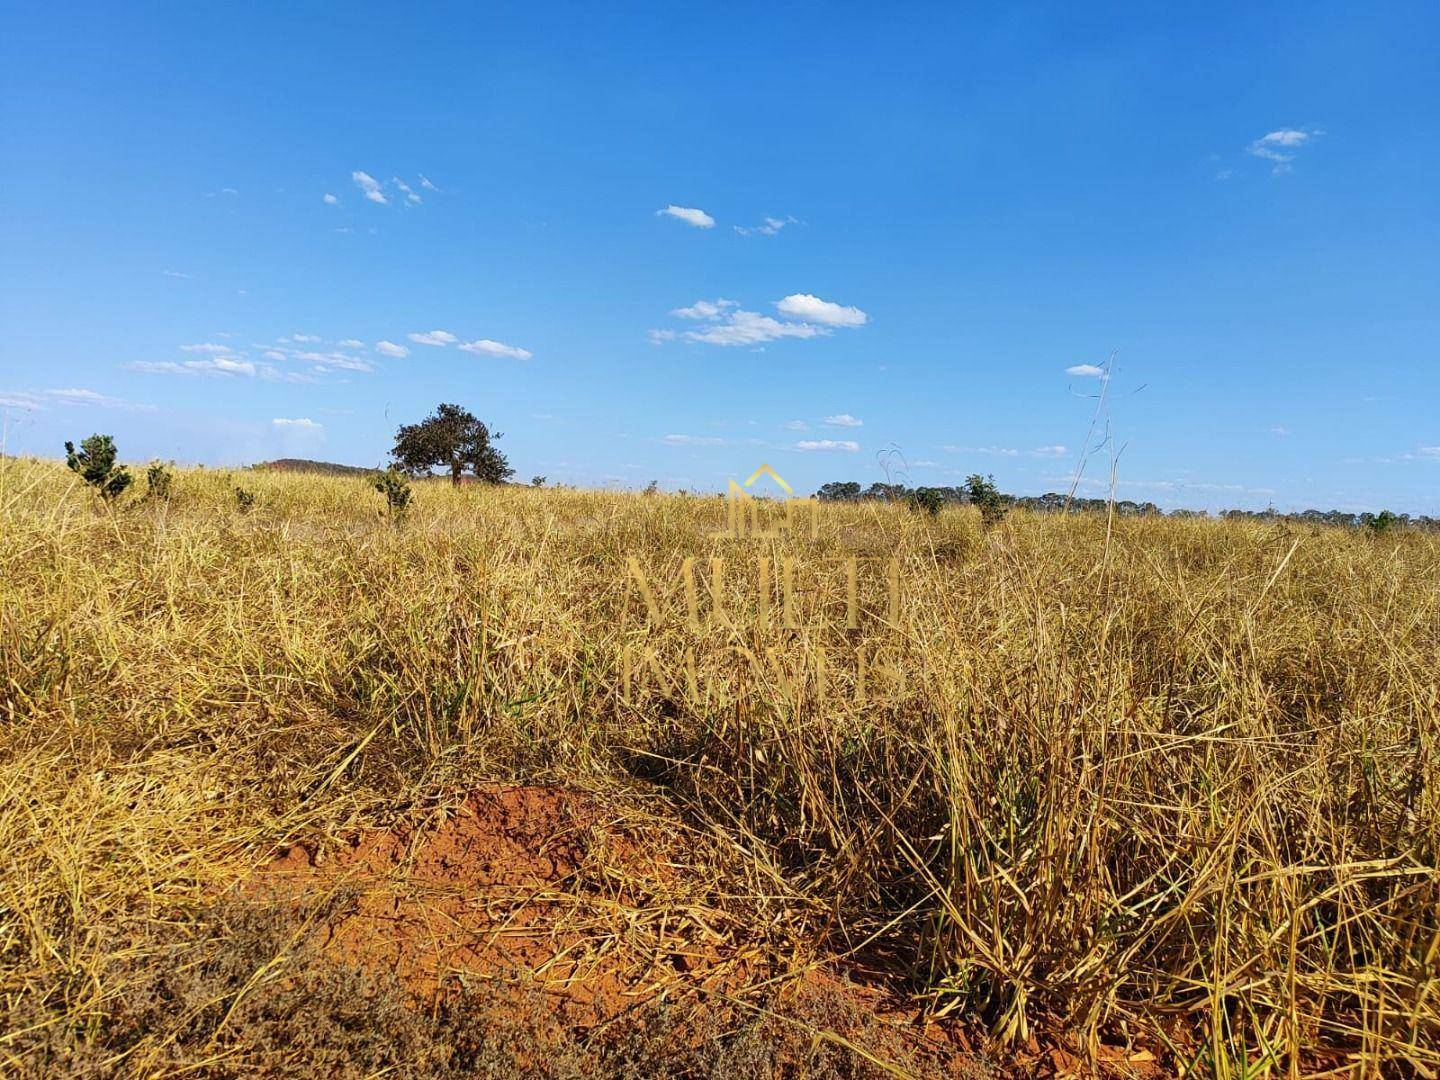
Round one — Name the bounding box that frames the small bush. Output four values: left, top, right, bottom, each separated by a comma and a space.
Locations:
964, 473, 1009, 527
531, 475, 547, 488
373, 466, 413, 520
145, 461, 175, 502
1366, 509, 1402, 535
65, 434, 132, 501
234, 487, 256, 513
906, 487, 944, 517
643, 480, 660, 496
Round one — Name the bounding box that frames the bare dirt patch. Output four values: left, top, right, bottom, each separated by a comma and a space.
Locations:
255, 785, 765, 1022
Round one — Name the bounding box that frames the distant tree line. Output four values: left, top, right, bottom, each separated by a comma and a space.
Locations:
813, 480, 1437, 532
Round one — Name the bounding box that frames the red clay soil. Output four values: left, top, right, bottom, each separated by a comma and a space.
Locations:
256, 785, 770, 1026
251, 785, 1168, 1077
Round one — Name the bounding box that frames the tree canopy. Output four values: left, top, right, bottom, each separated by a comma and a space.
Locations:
391, 403, 513, 486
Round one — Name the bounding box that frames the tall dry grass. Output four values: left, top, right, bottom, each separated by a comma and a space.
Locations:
0, 456, 1436, 1075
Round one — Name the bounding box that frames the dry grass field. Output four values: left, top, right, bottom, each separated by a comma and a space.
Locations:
1, 456, 1436, 1077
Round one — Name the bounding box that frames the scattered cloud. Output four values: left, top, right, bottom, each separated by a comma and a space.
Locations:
662, 434, 725, 446
1065, 363, 1106, 377
823, 413, 862, 427
735, 215, 798, 237
1272, 426, 1291, 437
291, 333, 321, 344
180, 342, 234, 355
352, 170, 388, 204
942, 444, 1068, 458
337, 339, 364, 349
273, 417, 321, 429
795, 439, 860, 452
375, 340, 409, 358
408, 329, 457, 347
783, 420, 809, 431
162, 269, 193, 279
418, 174, 439, 191
682, 310, 826, 347
671, 299, 737, 320
1247, 128, 1323, 174
458, 338, 532, 361
2, 388, 155, 411
323, 193, 339, 205
653, 293, 869, 348
656, 204, 715, 229
774, 294, 868, 328
393, 178, 422, 205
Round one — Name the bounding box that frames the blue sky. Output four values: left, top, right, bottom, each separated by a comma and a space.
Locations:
3, 1, 1439, 512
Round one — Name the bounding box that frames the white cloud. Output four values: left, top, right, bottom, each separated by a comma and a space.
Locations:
418, 174, 439, 191
3, 387, 156, 411
774, 294, 868, 328
1413, 446, 1440, 460
657, 204, 715, 229
206, 356, 258, 376
795, 439, 859, 452
352, 170, 388, 204
682, 310, 826, 347
337, 339, 364, 349
323, 193, 339, 205
288, 349, 373, 372
48, 388, 126, 407
652, 293, 868, 348
1247, 128, 1323, 173
783, 420, 809, 430
263, 350, 287, 362
824, 413, 862, 427
942, 444, 1066, 458
1272, 426, 1291, 437
392, 178, 422, 205
735, 215, 798, 237
408, 329, 457, 346
662, 434, 725, 446
291, 333, 321, 343
1066, 363, 1106, 377
458, 338, 532, 361
375, 340, 409, 358
273, 417, 321, 429
671, 299, 737, 320
180, 342, 233, 354
162, 269, 192, 279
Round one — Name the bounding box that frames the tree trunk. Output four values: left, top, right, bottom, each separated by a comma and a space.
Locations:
450, 463, 462, 487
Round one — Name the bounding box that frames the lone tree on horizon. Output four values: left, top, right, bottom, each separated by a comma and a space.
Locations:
391, 403, 513, 486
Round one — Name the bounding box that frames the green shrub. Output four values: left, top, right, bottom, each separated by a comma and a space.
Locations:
145, 461, 174, 502
64, 434, 132, 501
234, 487, 256, 513
1366, 509, 1402, 535
964, 473, 1009, 527
373, 467, 413, 520
906, 487, 944, 517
